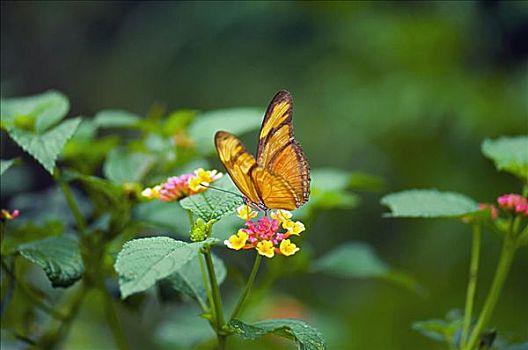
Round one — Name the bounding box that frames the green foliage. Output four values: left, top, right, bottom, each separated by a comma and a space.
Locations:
230, 318, 327, 350
0, 159, 15, 175
481, 136, 528, 181
6, 117, 82, 174
188, 108, 263, 153
180, 190, 244, 222
93, 109, 141, 128
311, 242, 389, 277
189, 218, 215, 241
412, 314, 462, 347
103, 149, 156, 184
114, 237, 215, 298
166, 253, 226, 307
296, 168, 362, 218
17, 235, 84, 288
0, 90, 69, 132
155, 304, 215, 348
380, 189, 479, 218
311, 242, 420, 292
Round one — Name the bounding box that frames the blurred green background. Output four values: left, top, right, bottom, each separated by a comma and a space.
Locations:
1, 1, 527, 349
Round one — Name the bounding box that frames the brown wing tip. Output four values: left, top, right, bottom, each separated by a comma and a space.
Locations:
272, 90, 292, 103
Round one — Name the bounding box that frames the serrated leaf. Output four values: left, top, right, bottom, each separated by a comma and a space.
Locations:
188, 108, 263, 153
166, 253, 226, 307
115, 237, 214, 298
381, 189, 479, 218
180, 190, 244, 222
7, 117, 82, 174
230, 318, 327, 350
311, 242, 389, 278
482, 136, 528, 181
18, 235, 84, 288
103, 149, 156, 184
1, 90, 69, 132
0, 159, 15, 175
93, 109, 141, 128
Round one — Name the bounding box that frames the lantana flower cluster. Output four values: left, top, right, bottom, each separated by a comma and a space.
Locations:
225, 205, 305, 258
497, 193, 528, 216
477, 193, 528, 221
141, 168, 222, 202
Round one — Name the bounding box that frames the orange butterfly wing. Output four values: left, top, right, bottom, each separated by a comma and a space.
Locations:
215, 90, 310, 211
214, 131, 261, 205
256, 90, 310, 209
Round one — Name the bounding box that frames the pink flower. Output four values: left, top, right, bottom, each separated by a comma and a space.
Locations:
225, 210, 304, 258
497, 193, 528, 216
1, 209, 20, 221
478, 203, 498, 220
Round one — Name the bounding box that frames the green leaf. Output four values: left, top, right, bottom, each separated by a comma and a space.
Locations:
103, 149, 156, 184
311, 242, 422, 293
18, 235, 84, 288
482, 136, 528, 181
230, 318, 327, 350
295, 168, 360, 219
180, 189, 244, 222
133, 201, 188, 234
412, 318, 462, 345
380, 189, 479, 218
166, 253, 226, 307
1, 90, 69, 132
93, 109, 141, 128
7, 118, 82, 174
311, 242, 389, 278
155, 304, 215, 348
188, 108, 264, 153
114, 237, 214, 298
0, 159, 16, 175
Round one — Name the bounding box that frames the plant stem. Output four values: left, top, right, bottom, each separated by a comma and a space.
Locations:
37, 282, 88, 349
463, 237, 516, 350
230, 253, 262, 321
102, 288, 129, 350
461, 224, 481, 348
202, 245, 227, 349
198, 252, 213, 313
57, 175, 87, 236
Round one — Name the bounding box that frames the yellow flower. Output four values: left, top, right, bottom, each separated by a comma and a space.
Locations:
188, 176, 205, 192
256, 240, 275, 258
282, 220, 305, 236
270, 209, 292, 223
189, 168, 223, 191
237, 204, 258, 221
224, 230, 248, 250
141, 185, 161, 199
279, 239, 299, 256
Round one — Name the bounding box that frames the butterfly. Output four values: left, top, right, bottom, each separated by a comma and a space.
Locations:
215, 90, 310, 212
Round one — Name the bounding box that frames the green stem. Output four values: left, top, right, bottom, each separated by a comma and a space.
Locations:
102, 289, 129, 350
463, 237, 516, 350
230, 253, 262, 321
57, 174, 87, 236
1, 257, 65, 319
37, 283, 88, 349
202, 245, 227, 349
461, 224, 481, 348
198, 252, 213, 313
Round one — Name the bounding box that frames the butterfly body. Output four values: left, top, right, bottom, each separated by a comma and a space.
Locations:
215, 90, 310, 211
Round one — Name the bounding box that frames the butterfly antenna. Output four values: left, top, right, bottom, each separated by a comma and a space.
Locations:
200, 183, 245, 199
